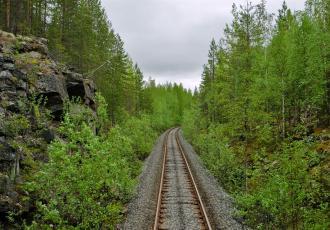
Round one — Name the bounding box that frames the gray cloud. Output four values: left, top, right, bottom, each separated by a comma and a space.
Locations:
101, 0, 305, 89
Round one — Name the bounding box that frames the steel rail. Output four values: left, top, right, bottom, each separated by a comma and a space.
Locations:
153, 127, 212, 229
153, 128, 172, 230
174, 128, 213, 230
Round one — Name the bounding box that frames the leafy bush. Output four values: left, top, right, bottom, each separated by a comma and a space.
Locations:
2, 114, 30, 137
120, 115, 157, 160
182, 105, 329, 229
184, 124, 244, 193
200, 139, 244, 193
236, 141, 329, 229
181, 107, 199, 142
24, 94, 160, 228
25, 95, 136, 229
25, 108, 136, 228
29, 94, 53, 129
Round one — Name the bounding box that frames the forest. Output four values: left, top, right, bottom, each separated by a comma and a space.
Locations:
0, 0, 193, 228
182, 0, 329, 228
0, 0, 329, 229
0, 0, 193, 125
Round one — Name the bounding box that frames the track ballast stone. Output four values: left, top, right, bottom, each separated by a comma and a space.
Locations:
178, 129, 245, 230
124, 129, 245, 230
123, 132, 166, 229
157, 129, 202, 229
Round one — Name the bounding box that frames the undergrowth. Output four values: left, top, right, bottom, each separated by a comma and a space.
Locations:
24, 93, 157, 229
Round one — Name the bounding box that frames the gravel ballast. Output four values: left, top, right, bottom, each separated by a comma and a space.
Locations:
123, 131, 167, 229
157, 129, 202, 229
124, 129, 245, 230
178, 129, 244, 230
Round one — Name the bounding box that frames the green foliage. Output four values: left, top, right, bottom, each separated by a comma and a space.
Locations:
95, 92, 111, 134
181, 106, 199, 142
1, 0, 195, 228
236, 141, 329, 229
194, 125, 244, 193
2, 114, 30, 137
1, 0, 150, 125
29, 94, 53, 129
3, 0, 328, 228
183, 0, 330, 228
119, 115, 157, 160
2, 2, 195, 227
23, 93, 165, 228
145, 81, 193, 131
25, 100, 136, 228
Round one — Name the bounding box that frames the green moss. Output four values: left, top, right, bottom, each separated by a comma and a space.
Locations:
14, 53, 43, 77
1, 100, 9, 108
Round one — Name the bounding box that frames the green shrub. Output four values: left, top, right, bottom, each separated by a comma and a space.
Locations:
2, 114, 30, 137
29, 94, 53, 129
236, 141, 329, 229
120, 115, 157, 160
181, 107, 199, 142
24, 96, 137, 228
188, 124, 244, 193
23, 94, 163, 228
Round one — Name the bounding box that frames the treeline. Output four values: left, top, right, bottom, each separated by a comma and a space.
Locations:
0, 0, 194, 145
0, 0, 194, 127
0, 1, 194, 228
145, 80, 194, 130
183, 0, 329, 228
0, 0, 147, 124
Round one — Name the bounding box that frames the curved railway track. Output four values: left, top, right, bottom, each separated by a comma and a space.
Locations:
153, 128, 212, 230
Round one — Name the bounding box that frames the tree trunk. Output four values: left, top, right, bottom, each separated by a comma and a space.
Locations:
61, 0, 66, 43
281, 78, 285, 139
5, 0, 10, 31
44, 0, 47, 35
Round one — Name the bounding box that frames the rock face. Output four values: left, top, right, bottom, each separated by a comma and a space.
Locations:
0, 30, 96, 224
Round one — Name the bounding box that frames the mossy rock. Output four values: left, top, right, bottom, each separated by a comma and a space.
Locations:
3, 114, 30, 137
0, 173, 10, 194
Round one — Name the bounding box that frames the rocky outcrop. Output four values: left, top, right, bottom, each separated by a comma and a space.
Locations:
0, 30, 96, 224
63, 70, 96, 110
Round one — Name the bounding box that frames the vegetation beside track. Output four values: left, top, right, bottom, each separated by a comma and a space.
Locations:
182, 1, 329, 228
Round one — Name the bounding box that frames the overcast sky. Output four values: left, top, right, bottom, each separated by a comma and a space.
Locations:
101, 0, 305, 89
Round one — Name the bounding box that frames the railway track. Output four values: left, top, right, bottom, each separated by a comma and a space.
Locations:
153, 128, 212, 230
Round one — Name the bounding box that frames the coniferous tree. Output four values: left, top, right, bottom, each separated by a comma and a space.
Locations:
183, 1, 330, 228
